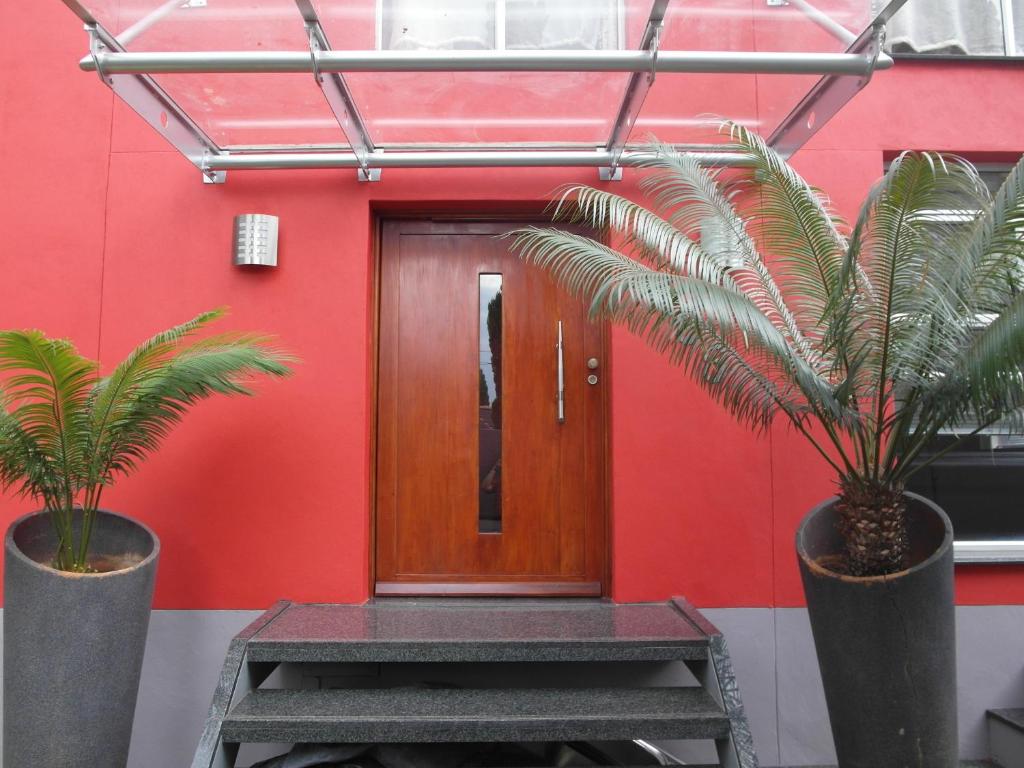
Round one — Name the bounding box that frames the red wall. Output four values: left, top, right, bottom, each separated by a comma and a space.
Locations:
2, 2, 1023, 608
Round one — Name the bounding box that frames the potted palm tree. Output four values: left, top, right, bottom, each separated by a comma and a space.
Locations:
0, 308, 292, 768
509, 124, 1024, 767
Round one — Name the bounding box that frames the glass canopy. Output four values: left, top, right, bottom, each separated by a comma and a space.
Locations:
59, 0, 912, 182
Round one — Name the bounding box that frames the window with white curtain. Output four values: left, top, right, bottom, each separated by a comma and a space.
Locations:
1014, 0, 1024, 51
379, 0, 621, 51
876, 0, 1023, 55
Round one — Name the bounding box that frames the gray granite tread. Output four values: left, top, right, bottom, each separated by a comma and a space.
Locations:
248, 600, 710, 662
988, 707, 1024, 729
222, 686, 729, 743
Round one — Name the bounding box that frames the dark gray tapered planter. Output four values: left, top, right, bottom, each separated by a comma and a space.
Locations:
4, 509, 159, 768
797, 491, 956, 768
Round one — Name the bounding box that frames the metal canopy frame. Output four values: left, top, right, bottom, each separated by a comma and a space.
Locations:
60, 0, 910, 183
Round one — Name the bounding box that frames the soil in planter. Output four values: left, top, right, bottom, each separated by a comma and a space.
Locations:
815, 553, 856, 575
80, 553, 146, 573
11, 510, 156, 575
815, 548, 929, 581
31, 550, 146, 574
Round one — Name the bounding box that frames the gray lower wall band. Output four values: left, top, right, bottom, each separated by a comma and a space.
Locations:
0, 606, 1019, 767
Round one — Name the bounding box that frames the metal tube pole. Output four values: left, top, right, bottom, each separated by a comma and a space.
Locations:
81, 49, 891, 76
204, 149, 751, 170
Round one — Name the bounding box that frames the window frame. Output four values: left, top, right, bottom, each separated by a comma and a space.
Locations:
898, 160, 1024, 563
375, 0, 627, 52
1000, 0, 1019, 54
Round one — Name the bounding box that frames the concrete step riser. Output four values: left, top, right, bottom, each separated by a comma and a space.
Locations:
266, 658, 706, 692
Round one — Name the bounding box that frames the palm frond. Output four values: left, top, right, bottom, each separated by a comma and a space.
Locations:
633, 141, 821, 369
547, 184, 734, 284
86, 308, 226, 484
890, 153, 1024, 460
0, 390, 60, 502
723, 121, 850, 333
956, 152, 1024, 314
672, 323, 811, 431
0, 331, 95, 501
508, 226, 846, 427
509, 227, 779, 345
510, 134, 1024, 574
845, 152, 989, 395
98, 334, 293, 480
947, 291, 1024, 419
0, 310, 293, 571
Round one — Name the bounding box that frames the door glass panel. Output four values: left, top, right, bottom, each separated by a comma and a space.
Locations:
479, 273, 503, 533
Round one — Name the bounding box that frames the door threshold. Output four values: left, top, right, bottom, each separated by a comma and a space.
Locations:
374, 581, 603, 597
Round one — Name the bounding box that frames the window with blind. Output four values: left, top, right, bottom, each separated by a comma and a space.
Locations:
379, 0, 621, 51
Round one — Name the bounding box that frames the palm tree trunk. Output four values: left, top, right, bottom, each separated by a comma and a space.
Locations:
835, 479, 909, 576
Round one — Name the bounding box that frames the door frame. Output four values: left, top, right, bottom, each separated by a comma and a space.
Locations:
368, 208, 612, 597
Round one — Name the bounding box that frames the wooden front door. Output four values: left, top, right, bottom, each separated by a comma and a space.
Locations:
375, 220, 607, 596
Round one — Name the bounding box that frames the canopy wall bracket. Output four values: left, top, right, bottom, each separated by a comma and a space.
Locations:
85, 22, 226, 183
767, 0, 909, 157
296, 0, 379, 182
600, 0, 669, 181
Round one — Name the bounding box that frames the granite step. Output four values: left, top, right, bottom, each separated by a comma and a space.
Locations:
245, 600, 710, 663
194, 599, 758, 768
221, 686, 730, 744
987, 709, 1024, 768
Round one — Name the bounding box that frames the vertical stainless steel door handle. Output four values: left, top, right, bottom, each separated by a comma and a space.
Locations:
556, 321, 565, 423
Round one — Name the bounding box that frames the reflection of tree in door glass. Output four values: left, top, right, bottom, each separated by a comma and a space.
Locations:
479, 274, 502, 533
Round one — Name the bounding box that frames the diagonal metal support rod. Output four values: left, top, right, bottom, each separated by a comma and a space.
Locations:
602, 0, 670, 181
785, 0, 857, 46
782, 0, 891, 68
767, 0, 910, 158
85, 22, 226, 183
116, 0, 190, 47
294, 0, 378, 181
